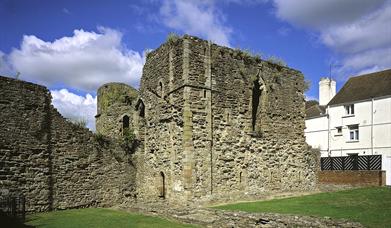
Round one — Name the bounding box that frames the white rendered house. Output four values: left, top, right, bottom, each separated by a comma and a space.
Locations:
305, 69, 391, 185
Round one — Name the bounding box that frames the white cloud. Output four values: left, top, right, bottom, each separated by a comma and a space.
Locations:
8, 27, 145, 92
277, 27, 291, 36
51, 89, 97, 131
305, 94, 318, 101
1, 27, 144, 131
62, 8, 71, 15
273, 0, 386, 28
321, 4, 391, 54
337, 47, 391, 78
271, 0, 391, 78
222, 0, 268, 5
0, 51, 13, 76
159, 0, 232, 46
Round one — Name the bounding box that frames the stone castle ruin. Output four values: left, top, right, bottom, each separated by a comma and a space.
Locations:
96, 35, 317, 203
0, 35, 317, 212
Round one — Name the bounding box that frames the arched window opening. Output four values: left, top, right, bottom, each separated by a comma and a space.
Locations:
159, 172, 166, 199
136, 99, 145, 118
239, 172, 242, 183
203, 89, 207, 98
123, 115, 129, 130
139, 102, 145, 117
252, 79, 261, 131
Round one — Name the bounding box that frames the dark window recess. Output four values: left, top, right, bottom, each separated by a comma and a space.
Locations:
124, 96, 132, 105
123, 115, 129, 130
336, 127, 342, 134
159, 172, 165, 198
159, 82, 163, 97
252, 79, 261, 131
137, 101, 145, 117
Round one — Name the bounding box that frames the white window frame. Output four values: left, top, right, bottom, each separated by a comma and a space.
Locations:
347, 125, 359, 142
344, 104, 355, 116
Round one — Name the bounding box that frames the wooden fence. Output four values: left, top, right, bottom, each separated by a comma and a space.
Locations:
321, 155, 382, 171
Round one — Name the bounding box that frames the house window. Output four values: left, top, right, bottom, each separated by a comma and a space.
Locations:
345, 104, 354, 115
348, 125, 359, 141
335, 126, 342, 135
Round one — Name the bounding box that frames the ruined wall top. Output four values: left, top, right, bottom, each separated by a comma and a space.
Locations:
97, 82, 138, 115
145, 34, 301, 73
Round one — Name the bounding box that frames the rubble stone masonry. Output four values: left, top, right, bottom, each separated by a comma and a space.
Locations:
101, 35, 318, 204
0, 35, 318, 213
0, 76, 135, 212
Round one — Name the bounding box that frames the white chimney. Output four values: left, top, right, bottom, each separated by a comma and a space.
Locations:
319, 77, 336, 106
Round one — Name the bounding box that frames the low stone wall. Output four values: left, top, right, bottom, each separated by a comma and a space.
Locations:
124, 203, 363, 228
0, 76, 135, 212
318, 170, 386, 186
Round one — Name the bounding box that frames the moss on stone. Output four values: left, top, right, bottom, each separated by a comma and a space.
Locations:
98, 83, 138, 113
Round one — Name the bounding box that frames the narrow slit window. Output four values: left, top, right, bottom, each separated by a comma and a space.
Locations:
159, 172, 165, 198
252, 79, 261, 131
159, 82, 163, 97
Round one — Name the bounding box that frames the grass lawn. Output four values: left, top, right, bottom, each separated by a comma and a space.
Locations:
214, 187, 391, 228
25, 208, 195, 228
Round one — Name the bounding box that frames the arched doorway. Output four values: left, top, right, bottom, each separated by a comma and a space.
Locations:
159, 172, 166, 199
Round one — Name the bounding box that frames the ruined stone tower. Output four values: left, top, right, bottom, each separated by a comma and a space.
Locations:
96, 35, 317, 204
96, 82, 138, 138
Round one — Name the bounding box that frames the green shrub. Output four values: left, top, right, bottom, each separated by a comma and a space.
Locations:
145, 49, 153, 58
166, 32, 180, 45
121, 128, 137, 151
94, 133, 109, 145
241, 48, 253, 58
267, 55, 287, 67
68, 117, 87, 128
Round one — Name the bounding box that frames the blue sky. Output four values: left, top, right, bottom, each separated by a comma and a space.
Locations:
1, 0, 390, 130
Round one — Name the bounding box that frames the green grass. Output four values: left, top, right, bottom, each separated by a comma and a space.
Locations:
214, 187, 391, 228
25, 208, 194, 228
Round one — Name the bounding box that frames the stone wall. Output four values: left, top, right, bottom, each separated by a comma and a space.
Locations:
133, 35, 318, 204
135, 38, 187, 204
0, 76, 135, 212
0, 34, 320, 213
319, 170, 386, 186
